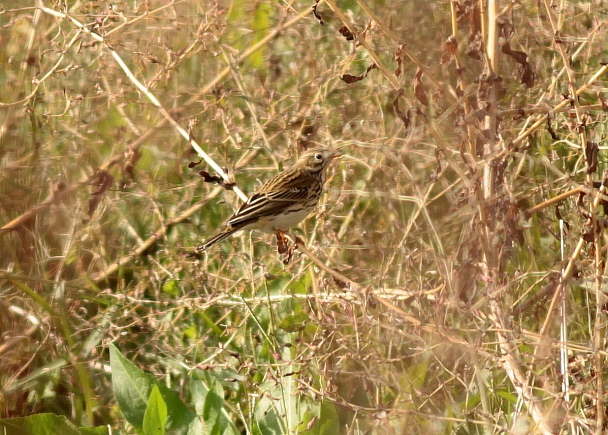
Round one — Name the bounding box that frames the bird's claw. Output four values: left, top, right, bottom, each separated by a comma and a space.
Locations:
276, 232, 304, 264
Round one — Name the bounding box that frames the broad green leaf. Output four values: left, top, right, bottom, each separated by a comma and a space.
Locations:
202, 377, 223, 432
248, 2, 271, 72
278, 311, 310, 333
0, 414, 108, 435
254, 392, 283, 435
317, 401, 340, 435
143, 385, 167, 435
192, 376, 239, 435
162, 280, 180, 297
109, 344, 202, 434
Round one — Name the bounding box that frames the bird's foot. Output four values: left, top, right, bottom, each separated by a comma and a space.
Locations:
276, 232, 305, 264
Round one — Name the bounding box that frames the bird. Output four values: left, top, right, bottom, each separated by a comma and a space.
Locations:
197, 148, 342, 252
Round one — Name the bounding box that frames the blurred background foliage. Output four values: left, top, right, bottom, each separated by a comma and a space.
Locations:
1, 0, 608, 433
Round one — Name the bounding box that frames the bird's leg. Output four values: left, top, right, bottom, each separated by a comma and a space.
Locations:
283, 232, 307, 264
276, 231, 303, 264
285, 234, 306, 263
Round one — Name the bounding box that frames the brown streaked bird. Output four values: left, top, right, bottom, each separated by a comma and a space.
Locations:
197, 148, 342, 251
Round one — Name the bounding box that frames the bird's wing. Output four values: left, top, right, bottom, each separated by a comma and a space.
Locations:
227, 186, 309, 227
258, 167, 317, 191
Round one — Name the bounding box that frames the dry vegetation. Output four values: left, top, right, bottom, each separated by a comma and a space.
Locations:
1, 0, 608, 433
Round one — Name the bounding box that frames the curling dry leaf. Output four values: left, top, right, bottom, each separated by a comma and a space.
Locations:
394, 44, 405, 77
520, 62, 535, 88
87, 170, 114, 220
188, 158, 204, 168
312, 0, 324, 25
429, 149, 444, 182
586, 141, 599, 174
340, 63, 376, 84
546, 114, 559, 140
502, 41, 535, 87
339, 26, 355, 41
198, 170, 236, 190
413, 67, 428, 106
121, 146, 140, 188
466, 32, 483, 60
393, 89, 410, 128
441, 36, 458, 64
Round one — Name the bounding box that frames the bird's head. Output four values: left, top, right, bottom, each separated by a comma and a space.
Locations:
297, 148, 343, 173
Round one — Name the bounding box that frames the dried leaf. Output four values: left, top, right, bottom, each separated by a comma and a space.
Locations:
546, 114, 558, 140
332, 274, 349, 290
501, 41, 535, 87
188, 158, 203, 168
413, 67, 428, 106
513, 108, 526, 120
307, 417, 318, 431
466, 32, 483, 60
502, 41, 527, 64
441, 36, 458, 64
520, 62, 535, 88
496, 17, 514, 41
91, 170, 114, 196
577, 191, 591, 220
312, 0, 324, 25
340, 73, 364, 84
340, 63, 376, 84
429, 149, 444, 182
493, 158, 508, 191
121, 146, 140, 188
477, 73, 503, 104
339, 25, 355, 41
586, 141, 599, 174
394, 44, 404, 77
582, 228, 595, 243
198, 170, 236, 190
87, 170, 114, 219
393, 89, 410, 128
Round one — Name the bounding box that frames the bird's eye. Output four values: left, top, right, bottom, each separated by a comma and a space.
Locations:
314, 153, 323, 160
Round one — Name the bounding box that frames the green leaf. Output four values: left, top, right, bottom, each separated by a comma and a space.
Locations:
109, 344, 202, 434
0, 414, 108, 435
162, 280, 180, 297
249, 2, 271, 72
317, 401, 340, 435
407, 358, 431, 390
278, 311, 310, 333
297, 401, 340, 435
496, 389, 518, 405
183, 323, 198, 340
191, 375, 239, 435
202, 377, 223, 433
143, 385, 167, 435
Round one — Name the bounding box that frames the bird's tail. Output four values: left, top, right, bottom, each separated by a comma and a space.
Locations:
197, 228, 236, 252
